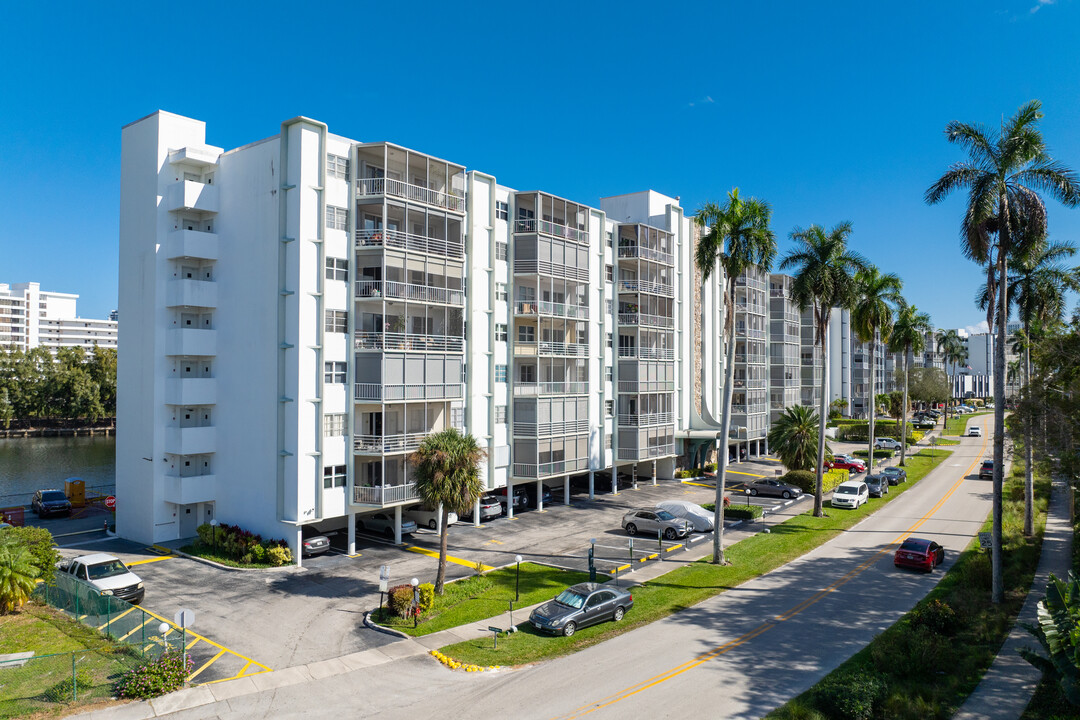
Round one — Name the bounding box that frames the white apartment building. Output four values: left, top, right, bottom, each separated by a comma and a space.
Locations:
0, 282, 117, 352
117, 111, 739, 559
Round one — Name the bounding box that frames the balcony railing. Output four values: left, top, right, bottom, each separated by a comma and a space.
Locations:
618, 313, 674, 329
514, 381, 588, 396
735, 353, 767, 364
735, 327, 767, 340
514, 300, 590, 320
513, 259, 589, 282
354, 332, 464, 353
735, 276, 767, 290
733, 379, 768, 390
354, 383, 463, 401
638, 347, 675, 360
617, 380, 676, 393
355, 229, 464, 259
617, 245, 675, 266
515, 341, 589, 357
618, 280, 674, 297
353, 432, 432, 454
354, 279, 465, 306
732, 404, 769, 415
355, 177, 465, 213
353, 483, 419, 505
512, 458, 589, 478
617, 412, 674, 427
735, 302, 768, 315
617, 443, 676, 461
513, 218, 588, 243
513, 419, 590, 436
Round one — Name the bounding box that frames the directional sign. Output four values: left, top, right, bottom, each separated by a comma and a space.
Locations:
104, 496, 116, 509
487, 626, 502, 633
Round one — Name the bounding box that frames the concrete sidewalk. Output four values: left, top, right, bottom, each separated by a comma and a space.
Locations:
953, 477, 1073, 720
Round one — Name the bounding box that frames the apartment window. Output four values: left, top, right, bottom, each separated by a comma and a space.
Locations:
326, 154, 350, 180
606, 231, 613, 248
605, 434, 613, 449
451, 407, 465, 429
323, 414, 346, 437
495, 283, 508, 301
323, 464, 346, 489
518, 326, 535, 343
495, 364, 507, 383
495, 323, 507, 342
325, 310, 347, 333
605, 400, 614, 416
607, 332, 613, 348
495, 201, 509, 220
324, 361, 346, 384
495, 405, 507, 423
606, 299, 612, 315
325, 257, 348, 281
606, 265, 614, 282
326, 206, 348, 231
605, 366, 613, 382
495, 242, 508, 261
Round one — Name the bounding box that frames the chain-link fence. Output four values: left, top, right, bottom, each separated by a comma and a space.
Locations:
0, 648, 145, 717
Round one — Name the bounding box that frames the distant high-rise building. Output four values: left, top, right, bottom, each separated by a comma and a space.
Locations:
0, 282, 117, 352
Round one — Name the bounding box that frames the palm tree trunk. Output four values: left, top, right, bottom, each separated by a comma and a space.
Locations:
714, 284, 735, 564
867, 338, 876, 472
900, 350, 909, 467
814, 307, 828, 518
435, 504, 449, 594
1023, 322, 1033, 537
991, 235, 1007, 605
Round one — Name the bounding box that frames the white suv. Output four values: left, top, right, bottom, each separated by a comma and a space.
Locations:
832, 480, 869, 509
58, 553, 145, 604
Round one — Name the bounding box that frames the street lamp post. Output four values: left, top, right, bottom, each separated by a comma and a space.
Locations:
514, 555, 523, 602
210, 518, 219, 552
588, 539, 596, 582
410, 577, 419, 628
745, 488, 751, 507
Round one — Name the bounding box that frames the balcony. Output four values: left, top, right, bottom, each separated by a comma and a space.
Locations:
354, 280, 464, 306
514, 300, 589, 321
617, 312, 674, 329
165, 378, 217, 406
513, 419, 589, 437
355, 229, 464, 259
513, 218, 588, 243
166, 279, 217, 309
618, 280, 674, 297
512, 458, 589, 479
735, 327, 767, 340
617, 380, 676, 393
513, 381, 588, 396
731, 404, 768, 416
735, 302, 768, 315
735, 276, 767, 290
353, 483, 419, 506
733, 378, 768, 390
353, 332, 464, 353
513, 259, 589, 282
735, 353, 767, 364
164, 426, 215, 455
617, 244, 674, 266
355, 177, 465, 214
617, 444, 676, 461
162, 474, 216, 505
353, 432, 432, 454
354, 383, 463, 402
617, 412, 674, 427
514, 341, 589, 357
166, 230, 218, 261
168, 145, 221, 168
165, 329, 217, 356
166, 180, 219, 213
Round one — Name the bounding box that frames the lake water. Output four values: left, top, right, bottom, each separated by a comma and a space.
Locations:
0, 435, 115, 507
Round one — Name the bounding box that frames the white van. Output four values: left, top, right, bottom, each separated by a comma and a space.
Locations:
832, 480, 869, 509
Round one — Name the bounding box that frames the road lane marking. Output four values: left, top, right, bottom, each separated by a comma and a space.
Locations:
96, 606, 137, 631
681, 481, 713, 488
557, 428, 990, 720
128, 555, 175, 566
405, 545, 494, 572
725, 470, 766, 478
137, 606, 272, 684
117, 617, 155, 642
187, 649, 227, 682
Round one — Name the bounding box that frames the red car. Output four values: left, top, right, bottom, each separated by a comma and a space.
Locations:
825, 456, 866, 474
894, 537, 945, 572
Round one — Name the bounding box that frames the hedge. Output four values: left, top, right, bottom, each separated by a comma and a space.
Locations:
725, 505, 765, 520
195, 523, 292, 566
779, 469, 848, 494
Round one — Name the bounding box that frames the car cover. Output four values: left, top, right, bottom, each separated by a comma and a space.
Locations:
656, 500, 714, 532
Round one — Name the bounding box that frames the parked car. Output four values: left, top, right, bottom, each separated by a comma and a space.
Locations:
461, 495, 504, 523
979, 460, 994, 480
529, 582, 634, 637
881, 466, 907, 485
300, 526, 330, 557
523, 484, 553, 509
621, 508, 693, 540
825, 456, 866, 474
831, 480, 869, 509
357, 512, 417, 539
404, 505, 459, 531
914, 418, 936, 430
864, 474, 890, 498
57, 553, 144, 604
655, 500, 714, 532
31, 489, 72, 518
874, 437, 903, 451
894, 537, 945, 572
569, 472, 618, 494
967, 426, 982, 437
493, 486, 529, 514
745, 478, 803, 499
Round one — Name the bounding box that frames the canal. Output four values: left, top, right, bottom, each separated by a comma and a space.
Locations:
0, 435, 115, 508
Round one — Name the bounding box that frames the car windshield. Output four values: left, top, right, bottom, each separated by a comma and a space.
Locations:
554, 590, 586, 609
836, 486, 857, 495
884, 468, 899, 475
655, 510, 676, 521
87, 560, 129, 580
42, 491, 67, 502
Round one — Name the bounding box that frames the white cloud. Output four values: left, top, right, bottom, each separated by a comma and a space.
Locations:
687, 96, 716, 108
1031, 0, 1054, 13
963, 320, 990, 335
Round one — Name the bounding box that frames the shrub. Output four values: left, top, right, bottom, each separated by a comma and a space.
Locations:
705, 462, 717, 472
5, 526, 58, 585
251, 544, 267, 563
812, 669, 887, 720
114, 650, 193, 699
418, 582, 435, 613
725, 505, 764, 520
196, 523, 213, 546
48, 668, 93, 701
388, 584, 415, 618
780, 470, 817, 493
909, 598, 957, 636
266, 545, 290, 566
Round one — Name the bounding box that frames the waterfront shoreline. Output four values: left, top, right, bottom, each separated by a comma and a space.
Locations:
0, 426, 115, 439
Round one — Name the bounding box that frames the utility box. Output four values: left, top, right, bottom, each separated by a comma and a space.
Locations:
65, 478, 86, 508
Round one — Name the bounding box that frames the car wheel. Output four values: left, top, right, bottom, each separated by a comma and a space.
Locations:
563, 622, 577, 637
782, 491, 791, 499
749, 488, 758, 496
664, 528, 677, 541
428, 520, 438, 530
625, 523, 637, 536
613, 606, 625, 622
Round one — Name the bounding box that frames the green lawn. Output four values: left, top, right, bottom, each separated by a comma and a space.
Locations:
768, 457, 1049, 720
944, 411, 993, 436
370, 563, 593, 637
932, 437, 961, 446
440, 449, 951, 667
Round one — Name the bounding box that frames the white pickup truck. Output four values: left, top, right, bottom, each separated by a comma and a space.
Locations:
57, 553, 145, 604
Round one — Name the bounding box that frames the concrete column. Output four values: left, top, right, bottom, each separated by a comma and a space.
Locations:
347, 509, 356, 556
564, 476, 570, 505
473, 496, 481, 527
507, 479, 514, 519
612, 469, 619, 496
632, 466, 638, 490
652, 461, 657, 486
393, 505, 402, 545
588, 470, 595, 500
536, 480, 543, 512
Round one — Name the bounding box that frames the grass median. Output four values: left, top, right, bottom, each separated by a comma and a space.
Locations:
944, 411, 992, 436
767, 457, 1049, 720
439, 449, 951, 667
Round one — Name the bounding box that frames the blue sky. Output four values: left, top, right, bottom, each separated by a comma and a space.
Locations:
2, 1, 1079, 332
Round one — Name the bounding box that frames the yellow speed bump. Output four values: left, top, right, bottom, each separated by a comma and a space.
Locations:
128, 555, 175, 567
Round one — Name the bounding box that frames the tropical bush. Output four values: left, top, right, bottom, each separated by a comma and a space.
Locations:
725, 505, 764, 520
388, 584, 416, 619
3, 525, 58, 584
1020, 571, 1080, 705
822, 470, 849, 494
194, 523, 291, 566
909, 598, 957, 636
114, 650, 193, 699
811, 669, 888, 720
419, 583, 435, 613
266, 546, 290, 566
0, 537, 40, 614
780, 470, 817, 493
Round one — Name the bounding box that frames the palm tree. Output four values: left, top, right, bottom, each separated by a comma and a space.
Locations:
937, 329, 968, 423
767, 405, 829, 472
694, 188, 776, 565
409, 429, 486, 595
852, 266, 903, 472
926, 100, 1080, 604
780, 222, 867, 517
887, 301, 932, 467
0, 539, 39, 614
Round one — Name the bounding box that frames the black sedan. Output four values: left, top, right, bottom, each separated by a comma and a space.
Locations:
31, 489, 72, 517
529, 582, 633, 637
864, 474, 890, 498
745, 478, 803, 499
881, 466, 907, 485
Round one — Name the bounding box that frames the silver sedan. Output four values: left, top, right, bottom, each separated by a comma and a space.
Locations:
621, 509, 693, 540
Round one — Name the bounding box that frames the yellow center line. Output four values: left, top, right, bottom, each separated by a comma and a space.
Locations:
405, 545, 494, 572
557, 427, 990, 720
128, 555, 176, 566
187, 649, 227, 682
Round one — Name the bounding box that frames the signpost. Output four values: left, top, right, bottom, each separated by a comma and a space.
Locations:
978, 532, 992, 551
378, 565, 389, 613
488, 626, 501, 649
174, 609, 194, 652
